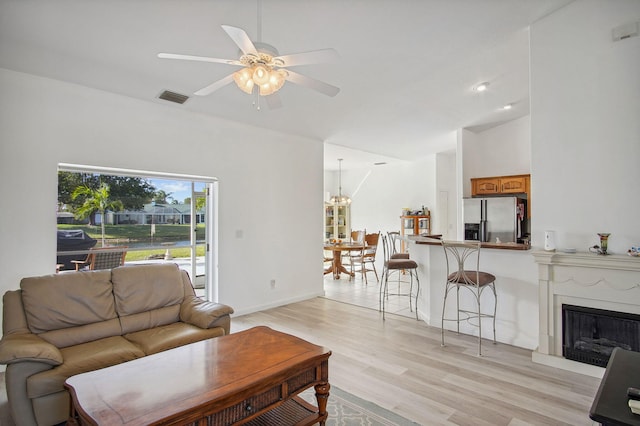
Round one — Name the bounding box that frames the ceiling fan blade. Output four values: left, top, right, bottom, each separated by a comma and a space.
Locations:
285, 70, 340, 97
194, 73, 235, 96
265, 92, 283, 110
221, 25, 258, 56
158, 53, 241, 66
274, 48, 340, 67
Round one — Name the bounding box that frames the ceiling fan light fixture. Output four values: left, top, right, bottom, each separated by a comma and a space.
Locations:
259, 82, 274, 96
252, 64, 270, 85
160, 24, 338, 101
233, 64, 287, 96
233, 68, 255, 94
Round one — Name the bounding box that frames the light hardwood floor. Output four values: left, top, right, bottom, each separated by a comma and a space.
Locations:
231, 274, 601, 425
1, 275, 601, 426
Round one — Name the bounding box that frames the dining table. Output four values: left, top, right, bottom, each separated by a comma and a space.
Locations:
323, 242, 365, 279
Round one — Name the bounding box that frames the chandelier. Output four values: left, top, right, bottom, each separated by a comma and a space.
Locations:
330, 159, 351, 204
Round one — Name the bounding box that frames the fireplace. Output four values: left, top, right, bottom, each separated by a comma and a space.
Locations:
562, 304, 640, 367
533, 250, 640, 376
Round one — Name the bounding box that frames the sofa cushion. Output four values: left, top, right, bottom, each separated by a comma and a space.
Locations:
124, 322, 225, 355
26, 336, 144, 399
38, 318, 122, 349
112, 264, 184, 315
112, 264, 184, 334
118, 305, 181, 334
20, 270, 117, 336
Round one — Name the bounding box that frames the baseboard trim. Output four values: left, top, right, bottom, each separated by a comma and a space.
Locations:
532, 351, 605, 378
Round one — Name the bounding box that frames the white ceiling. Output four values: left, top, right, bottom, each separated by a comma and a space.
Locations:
0, 0, 572, 171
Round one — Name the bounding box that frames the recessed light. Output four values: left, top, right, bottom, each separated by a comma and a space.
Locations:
502, 103, 513, 110
474, 82, 489, 92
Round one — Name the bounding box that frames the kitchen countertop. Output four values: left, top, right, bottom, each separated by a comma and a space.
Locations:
407, 235, 531, 251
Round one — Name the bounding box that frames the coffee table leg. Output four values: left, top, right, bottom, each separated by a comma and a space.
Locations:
67, 399, 80, 426
315, 382, 330, 425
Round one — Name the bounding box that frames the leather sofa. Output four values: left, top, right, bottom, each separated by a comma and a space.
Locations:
0, 263, 234, 426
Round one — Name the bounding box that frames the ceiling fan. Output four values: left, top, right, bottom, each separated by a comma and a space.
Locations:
158, 24, 340, 108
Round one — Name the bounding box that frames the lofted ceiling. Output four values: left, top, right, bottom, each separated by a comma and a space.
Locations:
0, 0, 572, 170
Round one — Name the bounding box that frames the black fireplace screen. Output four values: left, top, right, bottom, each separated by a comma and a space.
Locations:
563, 304, 640, 367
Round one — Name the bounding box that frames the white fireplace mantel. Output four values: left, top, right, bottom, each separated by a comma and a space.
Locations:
532, 250, 640, 377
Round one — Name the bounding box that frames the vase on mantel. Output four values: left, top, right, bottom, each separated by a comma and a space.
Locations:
598, 233, 611, 255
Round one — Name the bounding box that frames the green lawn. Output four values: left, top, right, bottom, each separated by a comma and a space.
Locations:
58, 223, 206, 260
58, 223, 205, 241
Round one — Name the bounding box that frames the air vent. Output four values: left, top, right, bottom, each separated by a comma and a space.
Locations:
373, 162, 387, 166
158, 90, 189, 104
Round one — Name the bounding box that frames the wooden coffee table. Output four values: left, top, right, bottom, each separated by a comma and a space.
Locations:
64, 326, 331, 425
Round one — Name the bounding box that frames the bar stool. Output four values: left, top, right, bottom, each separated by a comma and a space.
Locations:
441, 240, 496, 356
379, 234, 420, 320
387, 231, 409, 259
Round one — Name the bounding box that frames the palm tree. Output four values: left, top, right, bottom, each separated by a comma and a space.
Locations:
72, 183, 123, 246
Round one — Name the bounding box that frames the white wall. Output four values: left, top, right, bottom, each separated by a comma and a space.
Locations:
0, 69, 325, 341
325, 157, 438, 237
530, 0, 640, 253
462, 115, 531, 198
435, 150, 457, 240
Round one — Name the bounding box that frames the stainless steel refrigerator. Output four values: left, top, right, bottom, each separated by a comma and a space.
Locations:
463, 197, 527, 243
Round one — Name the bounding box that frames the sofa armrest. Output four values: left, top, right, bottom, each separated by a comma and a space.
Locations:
180, 296, 234, 331
0, 332, 63, 365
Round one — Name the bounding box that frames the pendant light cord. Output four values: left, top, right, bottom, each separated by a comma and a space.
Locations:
338, 158, 343, 198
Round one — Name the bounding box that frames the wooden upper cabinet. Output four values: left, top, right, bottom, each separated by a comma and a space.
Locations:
473, 178, 501, 195
500, 176, 528, 193
471, 174, 530, 196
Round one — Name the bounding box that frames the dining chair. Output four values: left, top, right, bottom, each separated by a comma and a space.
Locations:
440, 240, 497, 356
344, 229, 366, 267
351, 230, 365, 244
323, 248, 333, 269
72, 246, 128, 271
379, 234, 420, 320
350, 232, 380, 284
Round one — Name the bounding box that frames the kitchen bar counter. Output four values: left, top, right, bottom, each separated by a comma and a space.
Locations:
407, 235, 531, 251
406, 236, 538, 349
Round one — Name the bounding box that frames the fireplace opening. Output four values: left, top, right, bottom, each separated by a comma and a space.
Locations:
562, 304, 640, 367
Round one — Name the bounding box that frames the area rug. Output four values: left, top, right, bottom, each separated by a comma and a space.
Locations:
299, 386, 420, 426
